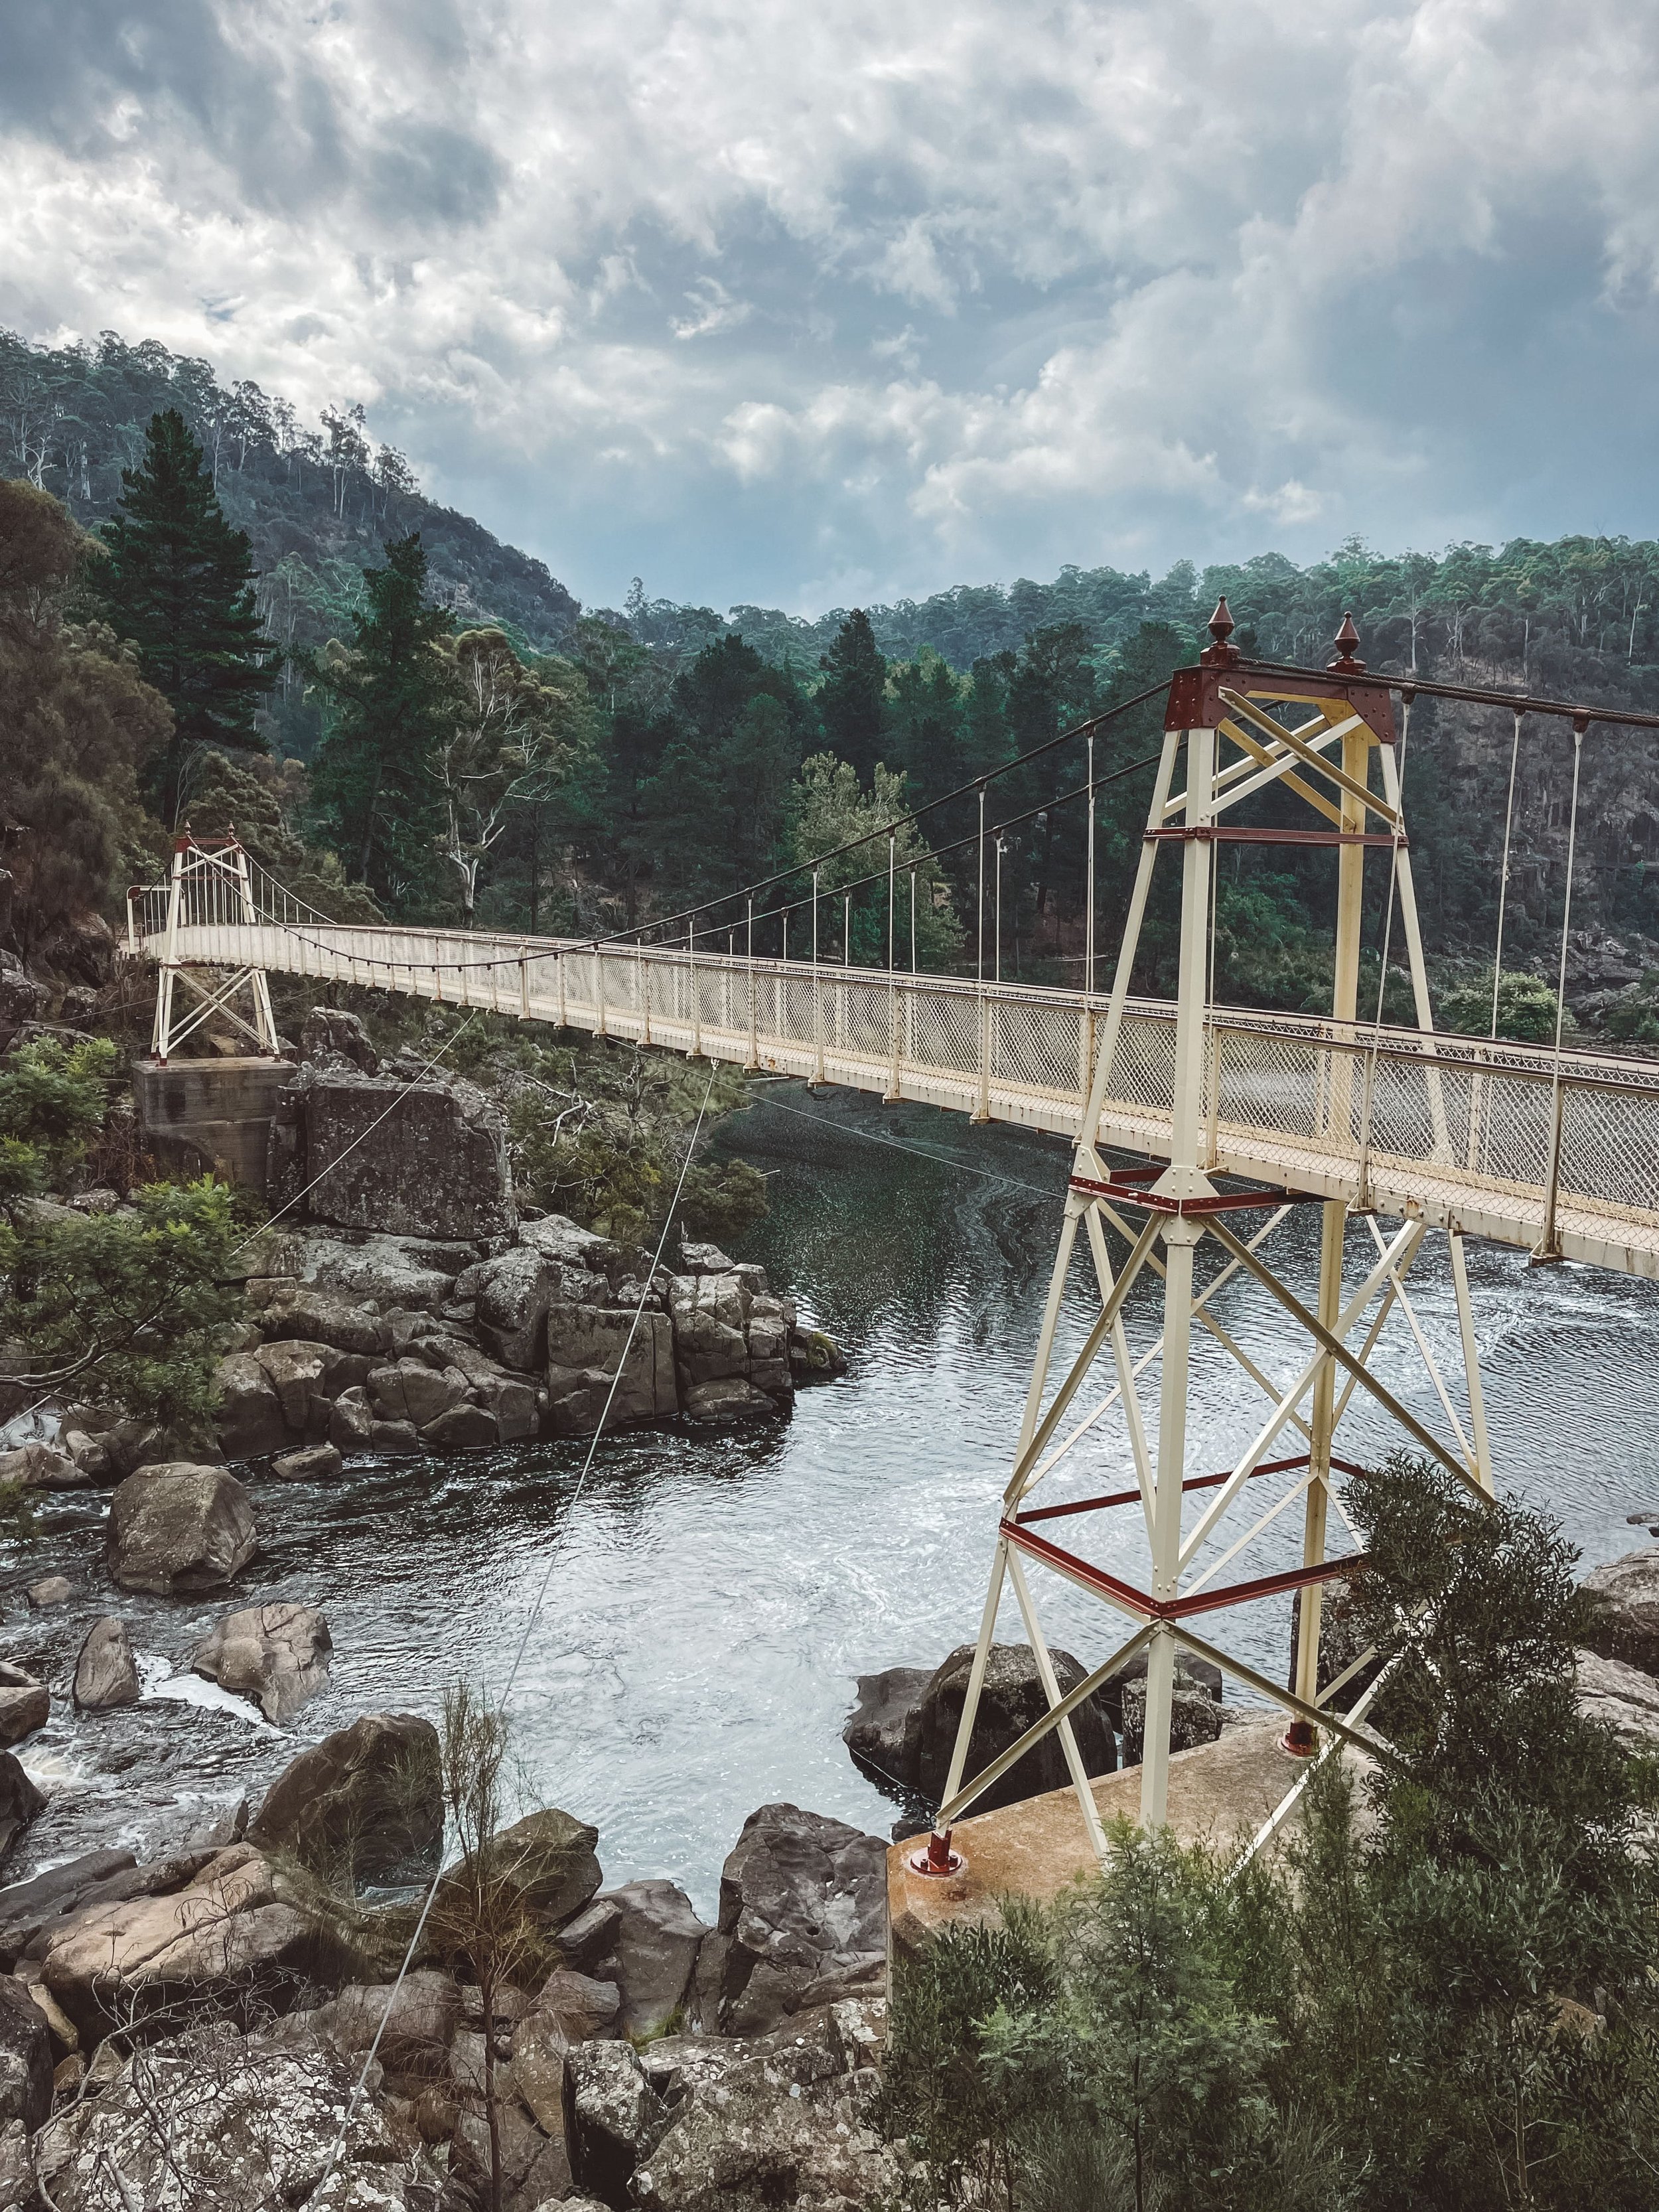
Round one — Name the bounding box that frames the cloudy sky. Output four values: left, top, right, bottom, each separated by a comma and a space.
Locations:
5, 0, 1659, 614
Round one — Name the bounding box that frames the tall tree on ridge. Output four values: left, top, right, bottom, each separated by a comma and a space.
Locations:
90, 407, 278, 821
817, 609, 887, 784
309, 532, 455, 903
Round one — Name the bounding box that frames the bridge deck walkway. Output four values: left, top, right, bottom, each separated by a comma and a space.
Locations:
131, 919, 1659, 1281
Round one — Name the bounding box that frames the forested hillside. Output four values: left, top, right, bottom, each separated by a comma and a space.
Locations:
0, 328, 579, 758
4, 324, 1658, 1041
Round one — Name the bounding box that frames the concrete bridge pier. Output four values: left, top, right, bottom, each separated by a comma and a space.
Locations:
133, 1057, 291, 1195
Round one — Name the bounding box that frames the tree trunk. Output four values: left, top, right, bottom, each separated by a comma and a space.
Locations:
360, 759, 385, 885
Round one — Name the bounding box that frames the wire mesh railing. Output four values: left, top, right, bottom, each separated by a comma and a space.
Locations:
127, 849, 1659, 1270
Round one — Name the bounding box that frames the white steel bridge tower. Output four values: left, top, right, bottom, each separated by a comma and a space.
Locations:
932, 606, 1496, 1854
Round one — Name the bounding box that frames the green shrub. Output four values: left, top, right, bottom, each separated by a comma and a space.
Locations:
1438, 968, 1559, 1044
0, 1177, 242, 1425
0, 1034, 117, 1195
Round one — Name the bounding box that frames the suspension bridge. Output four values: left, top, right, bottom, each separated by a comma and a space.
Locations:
125, 608, 1659, 1868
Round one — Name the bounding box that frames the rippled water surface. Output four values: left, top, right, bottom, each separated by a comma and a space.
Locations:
9, 1085, 1659, 1917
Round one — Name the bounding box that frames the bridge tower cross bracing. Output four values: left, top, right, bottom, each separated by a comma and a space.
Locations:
938, 608, 1497, 1849
144, 830, 279, 1065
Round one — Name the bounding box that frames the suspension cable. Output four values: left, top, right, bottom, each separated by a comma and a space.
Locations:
307, 1069, 720, 2204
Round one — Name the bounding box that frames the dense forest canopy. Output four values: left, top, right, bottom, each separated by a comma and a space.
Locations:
5, 324, 1659, 1041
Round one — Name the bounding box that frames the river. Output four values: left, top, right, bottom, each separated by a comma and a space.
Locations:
8, 1083, 1659, 1919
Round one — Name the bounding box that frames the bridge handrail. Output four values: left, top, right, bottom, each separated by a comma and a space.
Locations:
125, 891, 1659, 1101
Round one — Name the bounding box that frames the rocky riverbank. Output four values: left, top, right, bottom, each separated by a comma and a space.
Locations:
0, 1701, 895, 2211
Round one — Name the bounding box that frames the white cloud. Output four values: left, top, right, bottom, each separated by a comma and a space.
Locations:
3, 0, 1659, 607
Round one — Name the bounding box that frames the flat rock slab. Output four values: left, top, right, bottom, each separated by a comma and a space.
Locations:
888, 1718, 1372, 1965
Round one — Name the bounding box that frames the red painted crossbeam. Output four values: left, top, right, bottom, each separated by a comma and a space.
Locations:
1000, 1516, 1366, 1622
1015, 1451, 1372, 1525
1068, 1173, 1325, 1215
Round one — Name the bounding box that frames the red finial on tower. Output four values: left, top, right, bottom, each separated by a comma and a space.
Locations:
1200, 596, 1241, 668
1329, 613, 1365, 672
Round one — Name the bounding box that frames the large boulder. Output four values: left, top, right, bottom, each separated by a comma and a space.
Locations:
267, 1063, 517, 1240
299, 1232, 470, 1315
894, 1642, 1119, 1813
192, 1603, 332, 1724
1121, 1672, 1223, 1767
1576, 1647, 1659, 1748
682, 1376, 778, 1424
704, 1804, 886, 2036
367, 1357, 471, 1431
0, 1850, 139, 1970
106, 1461, 257, 1595
535, 1965, 622, 2049
0, 1668, 46, 1749
254, 1338, 353, 1434
842, 1666, 931, 1791
0, 956, 48, 1051
666, 1272, 751, 1386
315, 1968, 461, 2082
301, 1005, 380, 1073
1580, 1548, 1659, 1676
249, 1711, 443, 1881
259, 1284, 390, 1359
589, 1880, 710, 2041
38, 1845, 347, 2040
0, 1441, 88, 1491
34, 2018, 434, 2210
468, 1244, 599, 1370
546, 1307, 678, 1435
478, 1808, 602, 1929
0, 1978, 50, 2134
271, 1441, 344, 1482
73, 1617, 140, 1711
214, 1352, 290, 1459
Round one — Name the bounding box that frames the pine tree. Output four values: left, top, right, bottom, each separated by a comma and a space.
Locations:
308, 532, 455, 903
817, 609, 888, 784
92, 409, 277, 820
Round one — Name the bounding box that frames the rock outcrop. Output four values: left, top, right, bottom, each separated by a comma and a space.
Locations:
192, 1603, 332, 1724
567, 1998, 897, 2212
0, 1980, 51, 2136
587, 1880, 711, 2042
845, 1642, 1119, 1814
249, 1712, 443, 1880
267, 1062, 518, 1240
34, 2016, 436, 2210
701, 1803, 887, 2035
0, 1668, 46, 1748
1576, 1646, 1659, 1747
1121, 1669, 1223, 1766
1581, 1548, 1659, 1675
38, 1844, 347, 2040
0, 1757, 44, 1874
0, 1441, 88, 1491
210, 1213, 840, 1462
106, 1461, 257, 1595
565, 2040, 669, 2203
73, 1618, 140, 1712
